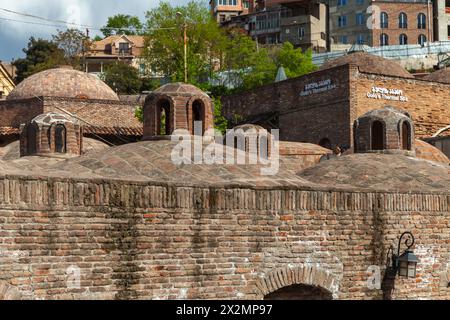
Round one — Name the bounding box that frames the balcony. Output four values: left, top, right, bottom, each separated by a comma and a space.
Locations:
280, 15, 310, 26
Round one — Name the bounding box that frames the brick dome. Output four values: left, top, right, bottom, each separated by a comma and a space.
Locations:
320, 52, 414, 79
7, 67, 119, 101
300, 153, 450, 192
423, 67, 450, 84
153, 82, 210, 97
415, 139, 449, 165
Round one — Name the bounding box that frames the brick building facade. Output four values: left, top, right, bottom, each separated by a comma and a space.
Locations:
329, 0, 433, 47
221, 52, 450, 150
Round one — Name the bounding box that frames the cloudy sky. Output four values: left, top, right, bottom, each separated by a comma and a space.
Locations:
0, 0, 189, 62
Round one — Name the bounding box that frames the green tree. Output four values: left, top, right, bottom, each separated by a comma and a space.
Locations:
102, 62, 142, 94
222, 29, 277, 91
101, 14, 144, 37
143, 0, 226, 84
13, 37, 66, 83
52, 28, 92, 69
276, 42, 317, 78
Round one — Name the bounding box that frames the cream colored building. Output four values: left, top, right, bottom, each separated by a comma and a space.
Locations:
0, 63, 15, 100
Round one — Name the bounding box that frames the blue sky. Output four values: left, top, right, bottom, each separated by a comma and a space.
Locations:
0, 0, 190, 62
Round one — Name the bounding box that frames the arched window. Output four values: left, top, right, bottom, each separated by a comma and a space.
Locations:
417, 13, 426, 29
399, 34, 408, 45
319, 138, 332, 150
55, 124, 66, 153
380, 33, 389, 46
418, 34, 426, 46
27, 124, 37, 154
157, 99, 171, 135
401, 121, 412, 151
399, 12, 407, 29
380, 12, 388, 28
192, 100, 204, 135
371, 121, 384, 151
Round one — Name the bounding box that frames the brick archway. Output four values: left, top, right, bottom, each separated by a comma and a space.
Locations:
254, 265, 339, 299
0, 281, 23, 300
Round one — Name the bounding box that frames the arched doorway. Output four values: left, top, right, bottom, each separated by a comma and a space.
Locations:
157, 99, 171, 135
401, 121, 411, 150
264, 284, 333, 300
319, 138, 332, 150
27, 124, 37, 154
371, 121, 384, 150
55, 124, 67, 153
192, 100, 204, 135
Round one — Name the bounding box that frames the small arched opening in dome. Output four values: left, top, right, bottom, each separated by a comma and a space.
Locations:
55, 124, 67, 153
319, 138, 332, 150
401, 121, 412, 151
27, 124, 38, 154
371, 121, 385, 151
192, 99, 205, 135
157, 98, 171, 135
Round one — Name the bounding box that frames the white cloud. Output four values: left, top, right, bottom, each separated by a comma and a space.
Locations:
0, 0, 187, 61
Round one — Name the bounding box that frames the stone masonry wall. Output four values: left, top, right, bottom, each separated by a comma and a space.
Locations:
0, 175, 449, 300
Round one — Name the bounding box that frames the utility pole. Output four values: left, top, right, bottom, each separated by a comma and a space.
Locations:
183, 21, 188, 83
177, 11, 188, 83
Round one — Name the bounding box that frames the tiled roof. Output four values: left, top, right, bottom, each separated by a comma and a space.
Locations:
91, 35, 145, 51
83, 126, 143, 136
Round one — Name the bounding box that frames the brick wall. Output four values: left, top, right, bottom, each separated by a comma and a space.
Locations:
0, 98, 44, 128
372, 1, 433, 46
0, 175, 449, 300
351, 70, 450, 139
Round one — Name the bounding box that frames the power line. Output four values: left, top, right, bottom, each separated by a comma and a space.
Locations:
0, 7, 176, 33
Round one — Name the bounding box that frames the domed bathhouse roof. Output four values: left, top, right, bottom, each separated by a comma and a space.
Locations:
423, 67, 450, 84
320, 51, 414, 79
37, 140, 316, 188
299, 153, 450, 193
415, 139, 449, 165
7, 66, 119, 101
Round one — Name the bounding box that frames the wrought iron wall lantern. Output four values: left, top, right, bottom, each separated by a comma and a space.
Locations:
392, 232, 419, 278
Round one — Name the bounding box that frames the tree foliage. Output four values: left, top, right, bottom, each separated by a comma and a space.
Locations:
275, 42, 317, 78
52, 29, 92, 68
13, 37, 66, 83
102, 62, 142, 94
101, 14, 144, 37
143, 0, 225, 84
